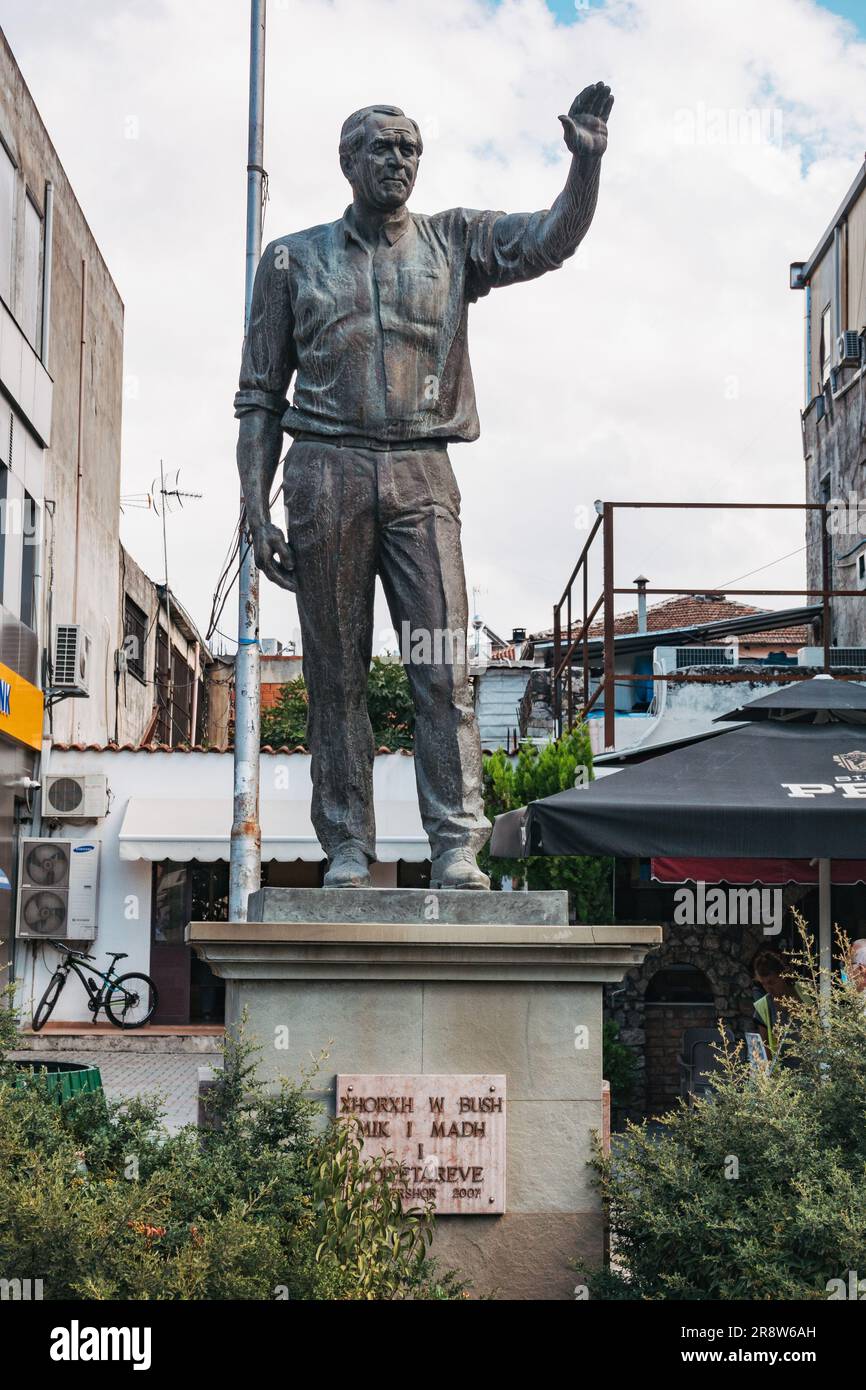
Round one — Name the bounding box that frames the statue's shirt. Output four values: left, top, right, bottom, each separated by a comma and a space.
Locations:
234, 201, 581, 443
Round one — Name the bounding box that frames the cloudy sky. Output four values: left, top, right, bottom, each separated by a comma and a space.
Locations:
4, 0, 866, 652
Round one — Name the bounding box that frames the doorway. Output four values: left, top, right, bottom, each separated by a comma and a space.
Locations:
151, 861, 226, 1025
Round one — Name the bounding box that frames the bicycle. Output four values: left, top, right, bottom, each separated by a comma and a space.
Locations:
31, 941, 159, 1032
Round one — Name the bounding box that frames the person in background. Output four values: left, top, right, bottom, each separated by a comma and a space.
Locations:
752, 949, 802, 1058
848, 939, 866, 1001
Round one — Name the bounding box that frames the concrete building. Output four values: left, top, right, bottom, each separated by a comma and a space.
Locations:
118, 545, 212, 747
2, 33, 225, 985
513, 594, 819, 756
791, 159, 866, 650
1, 29, 125, 748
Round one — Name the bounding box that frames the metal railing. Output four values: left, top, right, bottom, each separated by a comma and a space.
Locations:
552, 500, 854, 749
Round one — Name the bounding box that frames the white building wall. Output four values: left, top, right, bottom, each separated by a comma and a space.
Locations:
16, 746, 423, 1023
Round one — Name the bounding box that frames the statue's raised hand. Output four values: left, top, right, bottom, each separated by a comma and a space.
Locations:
559, 82, 614, 159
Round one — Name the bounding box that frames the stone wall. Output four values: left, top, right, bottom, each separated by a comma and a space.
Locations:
605, 910, 767, 1126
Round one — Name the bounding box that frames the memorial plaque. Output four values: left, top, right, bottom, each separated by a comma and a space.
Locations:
336, 1074, 506, 1215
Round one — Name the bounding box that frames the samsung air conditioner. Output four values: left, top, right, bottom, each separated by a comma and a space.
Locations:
53, 625, 92, 697
43, 773, 108, 821
15, 838, 99, 940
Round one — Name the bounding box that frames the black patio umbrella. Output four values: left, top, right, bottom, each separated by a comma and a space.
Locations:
490, 676, 866, 983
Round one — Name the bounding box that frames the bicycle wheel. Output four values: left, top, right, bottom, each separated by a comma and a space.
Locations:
104, 973, 158, 1029
32, 971, 66, 1032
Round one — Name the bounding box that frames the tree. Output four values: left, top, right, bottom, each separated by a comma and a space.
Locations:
0, 1001, 467, 1301
480, 726, 612, 923
583, 920, 866, 1300
260, 656, 414, 751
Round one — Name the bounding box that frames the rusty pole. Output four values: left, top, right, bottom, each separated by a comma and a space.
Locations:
602, 503, 615, 749
229, 0, 266, 921
820, 500, 832, 672
553, 602, 562, 738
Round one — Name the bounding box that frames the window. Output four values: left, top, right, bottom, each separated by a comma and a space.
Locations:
820, 472, 834, 586
152, 864, 188, 945
0, 463, 7, 605
21, 193, 43, 352
0, 143, 14, 307
155, 628, 170, 743
123, 595, 148, 681
820, 304, 832, 383
195, 674, 206, 745
19, 491, 37, 629
171, 650, 192, 743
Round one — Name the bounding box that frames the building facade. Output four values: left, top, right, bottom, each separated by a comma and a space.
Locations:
792, 159, 866, 650
118, 545, 213, 747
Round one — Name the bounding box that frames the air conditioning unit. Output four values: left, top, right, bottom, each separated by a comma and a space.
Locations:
798, 646, 866, 668
53, 625, 92, 697
43, 773, 108, 820
260, 638, 282, 656
15, 838, 99, 940
837, 331, 863, 368
655, 644, 737, 671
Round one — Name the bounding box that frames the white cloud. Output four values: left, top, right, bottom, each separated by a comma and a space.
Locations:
4, 0, 866, 646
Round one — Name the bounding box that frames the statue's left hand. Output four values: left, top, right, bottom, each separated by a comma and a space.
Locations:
559, 82, 614, 159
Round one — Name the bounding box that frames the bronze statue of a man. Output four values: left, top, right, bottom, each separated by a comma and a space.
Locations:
235, 82, 613, 889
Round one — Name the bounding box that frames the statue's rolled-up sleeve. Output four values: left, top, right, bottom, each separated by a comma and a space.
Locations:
234, 240, 297, 417
463, 160, 601, 300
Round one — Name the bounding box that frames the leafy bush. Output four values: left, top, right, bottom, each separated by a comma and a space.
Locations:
481, 727, 612, 921
0, 1003, 465, 1300
585, 923, 866, 1300
260, 656, 414, 751
602, 1019, 638, 1106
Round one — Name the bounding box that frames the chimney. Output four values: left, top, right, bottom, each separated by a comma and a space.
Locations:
633, 576, 648, 634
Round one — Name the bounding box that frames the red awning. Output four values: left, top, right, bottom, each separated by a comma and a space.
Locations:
651, 857, 866, 885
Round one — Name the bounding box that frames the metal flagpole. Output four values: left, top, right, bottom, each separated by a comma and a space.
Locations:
229, 0, 266, 921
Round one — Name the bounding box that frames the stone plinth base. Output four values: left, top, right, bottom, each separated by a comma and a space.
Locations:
187, 891, 660, 1300
247, 885, 570, 926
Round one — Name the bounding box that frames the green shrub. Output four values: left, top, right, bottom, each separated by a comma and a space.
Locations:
584, 923, 866, 1300
0, 1001, 466, 1300
602, 1019, 638, 1106
260, 656, 414, 751
481, 727, 612, 921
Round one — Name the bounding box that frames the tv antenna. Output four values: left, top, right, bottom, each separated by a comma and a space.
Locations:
120, 468, 202, 516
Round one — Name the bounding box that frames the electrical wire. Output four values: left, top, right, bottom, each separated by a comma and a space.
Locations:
715, 545, 809, 591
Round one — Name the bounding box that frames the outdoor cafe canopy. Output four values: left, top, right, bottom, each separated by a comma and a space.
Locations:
490, 677, 866, 986
490, 677, 866, 862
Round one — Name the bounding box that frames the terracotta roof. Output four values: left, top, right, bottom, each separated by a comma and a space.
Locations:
738, 627, 812, 645
50, 742, 413, 756
533, 596, 811, 645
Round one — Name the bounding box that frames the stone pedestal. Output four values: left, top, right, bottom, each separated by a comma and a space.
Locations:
187, 888, 660, 1300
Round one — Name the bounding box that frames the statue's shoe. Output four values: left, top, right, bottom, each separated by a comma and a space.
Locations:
430, 848, 490, 891
324, 844, 372, 888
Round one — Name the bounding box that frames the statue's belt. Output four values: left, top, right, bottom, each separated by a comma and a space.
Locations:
289, 432, 447, 454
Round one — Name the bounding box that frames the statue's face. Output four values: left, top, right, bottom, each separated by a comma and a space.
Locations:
347, 112, 420, 211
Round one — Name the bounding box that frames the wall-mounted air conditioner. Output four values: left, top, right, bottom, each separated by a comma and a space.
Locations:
53, 625, 92, 697
15, 839, 100, 940
837, 331, 863, 368
43, 773, 108, 821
